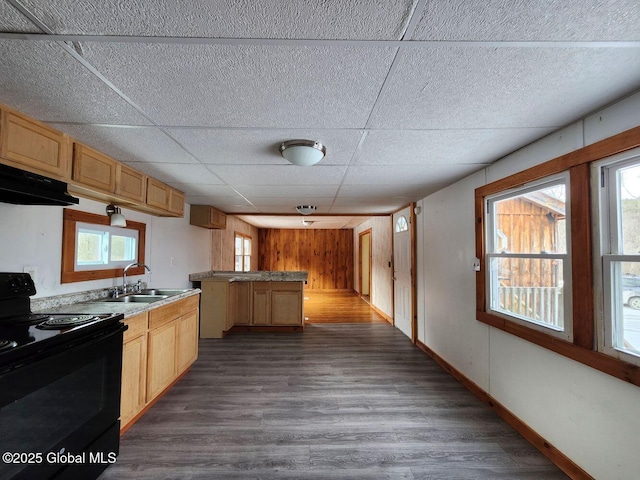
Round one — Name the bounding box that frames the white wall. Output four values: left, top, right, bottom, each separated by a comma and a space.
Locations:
0, 197, 211, 297
417, 90, 640, 480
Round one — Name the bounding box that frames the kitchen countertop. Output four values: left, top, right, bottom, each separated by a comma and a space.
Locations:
32, 288, 201, 319
189, 270, 308, 282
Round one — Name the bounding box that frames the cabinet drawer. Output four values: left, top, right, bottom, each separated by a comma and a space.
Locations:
123, 312, 148, 342
149, 295, 199, 330
271, 281, 302, 291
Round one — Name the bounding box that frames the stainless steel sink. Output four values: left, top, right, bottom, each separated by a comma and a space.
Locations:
100, 294, 169, 303
139, 289, 190, 296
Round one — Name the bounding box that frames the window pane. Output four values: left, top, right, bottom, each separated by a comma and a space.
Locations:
235, 236, 243, 255
243, 256, 250, 272
618, 163, 640, 255
490, 257, 565, 330
611, 261, 640, 356
395, 216, 408, 233
77, 230, 106, 265
235, 255, 242, 272
492, 184, 566, 254
110, 235, 136, 262
244, 238, 251, 253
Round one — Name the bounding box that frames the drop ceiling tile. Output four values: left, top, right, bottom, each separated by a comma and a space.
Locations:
337, 184, 443, 198
329, 205, 403, 214
185, 195, 256, 209
165, 128, 362, 166
0, 2, 40, 32
81, 43, 396, 128
47, 124, 197, 164
19, 0, 415, 39
234, 185, 340, 198
0, 40, 151, 125
126, 162, 224, 185
332, 197, 413, 207
411, 0, 640, 41
254, 205, 333, 215
369, 47, 640, 130
248, 197, 335, 207
354, 128, 555, 166
210, 165, 347, 186
166, 184, 238, 198
342, 164, 484, 185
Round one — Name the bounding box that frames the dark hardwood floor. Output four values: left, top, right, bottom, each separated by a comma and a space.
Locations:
100, 293, 567, 479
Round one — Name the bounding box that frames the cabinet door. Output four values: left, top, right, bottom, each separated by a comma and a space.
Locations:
0, 109, 70, 179
121, 334, 147, 427
115, 163, 146, 203
177, 310, 199, 374
146, 178, 170, 210
72, 143, 116, 193
147, 320, 177, 401
168, 188, 185, 217
230, 281, 251, 326
252, 282, 271, 325
271, 289, 303, 325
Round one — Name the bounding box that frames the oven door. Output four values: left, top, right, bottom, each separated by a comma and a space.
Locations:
0, 324, 124, 480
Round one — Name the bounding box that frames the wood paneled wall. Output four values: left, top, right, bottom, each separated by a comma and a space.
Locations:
258, 229, 353, 290
211, 215, 259, 271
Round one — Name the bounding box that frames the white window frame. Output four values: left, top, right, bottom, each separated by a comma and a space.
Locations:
593, 146, 640, 365
74, 222, 139, 271
485, 172, 573, 341
234, 232, 252, 272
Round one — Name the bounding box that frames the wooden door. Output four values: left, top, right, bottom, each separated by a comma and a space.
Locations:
393, 207, 413, 339
121, 334, 147, 427
252, 282, 271, 325
146, 320, 177, 401
177, 311, 198, 374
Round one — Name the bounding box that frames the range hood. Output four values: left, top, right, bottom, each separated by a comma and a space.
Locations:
0, 163, 79, 206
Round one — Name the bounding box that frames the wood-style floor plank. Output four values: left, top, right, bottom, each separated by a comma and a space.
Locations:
303, 290, 388, 323
99, 292, 567, 480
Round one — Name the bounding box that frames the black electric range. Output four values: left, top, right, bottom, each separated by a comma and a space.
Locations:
0, 273, 126, 480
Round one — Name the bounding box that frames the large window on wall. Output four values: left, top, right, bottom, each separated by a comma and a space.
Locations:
62, 209, 146, 283
595, 147, 640, 365
234, 232, 251, 272
485, 174, 572, 340
475, 125, 640, 388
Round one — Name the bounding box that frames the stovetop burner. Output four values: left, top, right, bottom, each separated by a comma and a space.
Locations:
37, 314, 101, 330
0, 339, 18, 352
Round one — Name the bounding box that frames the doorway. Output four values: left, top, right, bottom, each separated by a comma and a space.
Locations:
393, 206, 413, 339
358, 229, 372, 304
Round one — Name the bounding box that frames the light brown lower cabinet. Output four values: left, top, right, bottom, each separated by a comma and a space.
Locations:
120, 312, 148, 427
120, 295, 199, 431
199, 280, 304, 338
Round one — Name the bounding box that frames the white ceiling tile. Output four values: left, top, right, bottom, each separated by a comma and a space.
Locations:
369, 47, 640, 130
342, 164, 484, 186
167, 184, 238, 198
329, 205, 403, 214
0, 2, 40, 31
337, 184, 442, 198
47, 124, 198, 164
210, 165, 347, 186
237, 215, 372, 229
252, 205, 333, 215
19, 0, 416, 39
411, 0, 640, 41
248, 197, 335, 208
166, 128, 362, 166
126, 162, 224, 185
234, 185, 340, 198
0, 40, 152, 125
81, 43, 396, 128
185, 195, 255, 208
354, 128, 555, 166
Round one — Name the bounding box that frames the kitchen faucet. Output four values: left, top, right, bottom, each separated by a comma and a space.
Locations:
123, 262, 151, 293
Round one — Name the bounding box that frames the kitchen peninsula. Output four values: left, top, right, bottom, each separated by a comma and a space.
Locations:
190, 271, 308, 338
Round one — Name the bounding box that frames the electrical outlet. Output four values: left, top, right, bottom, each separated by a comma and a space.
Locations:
23, 265, 38, 283
170, 257, 175, 267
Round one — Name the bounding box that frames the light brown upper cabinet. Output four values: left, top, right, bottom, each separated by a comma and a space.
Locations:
0, 107, 71, 180
168, 188, 185, 217
115, 163, 147, 204
146, 177, 170, 210
190, 204, 227, 229
73, 143, 117, 193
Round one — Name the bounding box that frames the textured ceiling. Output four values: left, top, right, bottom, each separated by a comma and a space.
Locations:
1, 0, 640, 228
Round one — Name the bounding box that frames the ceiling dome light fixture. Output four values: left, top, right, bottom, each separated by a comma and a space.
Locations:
280, 139, 326, 167
296, 205, 317, 215
106, 204, 127, 227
